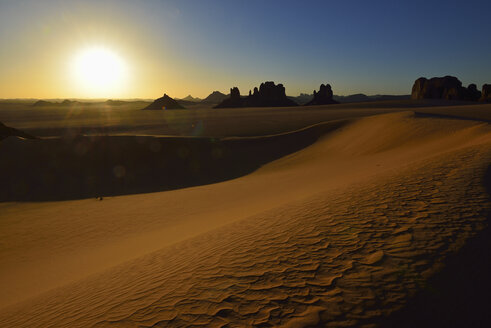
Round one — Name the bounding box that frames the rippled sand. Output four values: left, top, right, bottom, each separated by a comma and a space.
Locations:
1, 111, 490, 327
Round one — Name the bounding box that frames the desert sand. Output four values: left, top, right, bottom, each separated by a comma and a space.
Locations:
1, 101, 490, 327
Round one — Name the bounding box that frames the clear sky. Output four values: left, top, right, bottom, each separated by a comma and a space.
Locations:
0, 0, 490, 99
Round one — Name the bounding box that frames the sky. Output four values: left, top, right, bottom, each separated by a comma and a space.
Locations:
0, 0, 490, 99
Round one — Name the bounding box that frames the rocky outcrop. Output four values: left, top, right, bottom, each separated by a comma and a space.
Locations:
288, 93, 314, 105
411, 76, 486, 101
180, 95, 201, 102
214, 87, 244, 108
32, 100, 53, 107
61, 99, 76, 106
105, 100, 127, 106
143, 94, 185, 110
411, 76, 491, 102
480, 84, 491, 102
0, 121, 38, 141
32, 100, 81, 107
247, 82, 298, 107
411, 78, 428, 100
201, 91, 229, 104
411, 76, 466, 100
214, 82, 298, 108
464, 84, 481, 101
306, 84, 338, 105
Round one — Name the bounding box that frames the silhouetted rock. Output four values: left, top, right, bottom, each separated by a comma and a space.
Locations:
180, 95, 201, 102
0, 121, 38, 141
480, 84, 491, 102
288, 93, 314, 105
143, 94, 185, 110
306, 84, 338, 105
411, 76, 477, 101
215, 81, 298, 108
61, 99, 76, 106
105, 99, 127, 106
230, 87, 240, 100
214, 87, 244, 108
250, 82, 298, 107
411, 78, 428, 100
32, 99, 83, 107
463, 84, 481, 101
32, 100, 54, 107
333, 93, 369, 103
201, 91, 229, 104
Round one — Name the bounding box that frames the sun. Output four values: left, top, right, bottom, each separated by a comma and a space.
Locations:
71, 46, 127, 97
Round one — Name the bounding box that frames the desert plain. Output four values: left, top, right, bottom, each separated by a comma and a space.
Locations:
1, 99, 491, 327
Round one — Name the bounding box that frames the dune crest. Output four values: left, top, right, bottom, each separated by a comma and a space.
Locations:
0, 112, 490, 327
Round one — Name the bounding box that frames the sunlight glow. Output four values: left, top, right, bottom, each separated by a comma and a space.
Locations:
71, 46, 127, 97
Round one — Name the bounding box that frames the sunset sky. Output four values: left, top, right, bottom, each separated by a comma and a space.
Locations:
1, 0, 490, 99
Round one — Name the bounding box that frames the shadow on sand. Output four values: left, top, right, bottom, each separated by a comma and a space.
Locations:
378, 164, 491, 327
0, 120, 347, 202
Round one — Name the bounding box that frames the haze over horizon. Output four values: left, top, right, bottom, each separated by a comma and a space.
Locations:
1, 0, 490, 99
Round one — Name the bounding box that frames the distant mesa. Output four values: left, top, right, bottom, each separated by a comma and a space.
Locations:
288, 93, 314, 105
411, 76, 482, 101
143, 94, 185, 110
0, 121, 38, 141
480, 84, 491, 102
201, 91, 229, 104
105, 99, 127, 106
61, 99, 75, 106
333, 94, 410, 103
306, 84, 338, 106
32, 100, 54, 107
32, 99, 79, 107
215, 81, 298, 108
180, 95, 201, 102
334, 93, 368, 103
32, 99, 148, 107
288, 93, 410, 105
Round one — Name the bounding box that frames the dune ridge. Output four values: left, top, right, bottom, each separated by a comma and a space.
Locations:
0, 120, 347, 201
1, 112, 490, 327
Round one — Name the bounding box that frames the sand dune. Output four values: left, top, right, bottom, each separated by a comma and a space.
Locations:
0, 111, 490, 326
0, 120, 346, 201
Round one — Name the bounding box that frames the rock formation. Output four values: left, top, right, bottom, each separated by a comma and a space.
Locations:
61, 99, 76, 106
288, 93, 314, 105
143, 94, 185, 110
247, 82, 298, 107
411, 76, 465, 100
32, 100, 53, 107
32, 99, 81, 107
480, 84, 491, 102
214, 82, 298, 108
0, 121, 38, 141
214, 87, 244, 108
411, 76, 484, 101
306, 84, 338, 105
463, 84, 481, 101
105, 100, 127, 106
201, 91, 229, 104
180, 95, 201, 102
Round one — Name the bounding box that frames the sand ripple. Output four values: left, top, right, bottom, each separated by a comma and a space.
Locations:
1, 140, 489, 327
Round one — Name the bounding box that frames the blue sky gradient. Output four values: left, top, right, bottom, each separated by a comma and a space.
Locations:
0, 0, 490, 98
